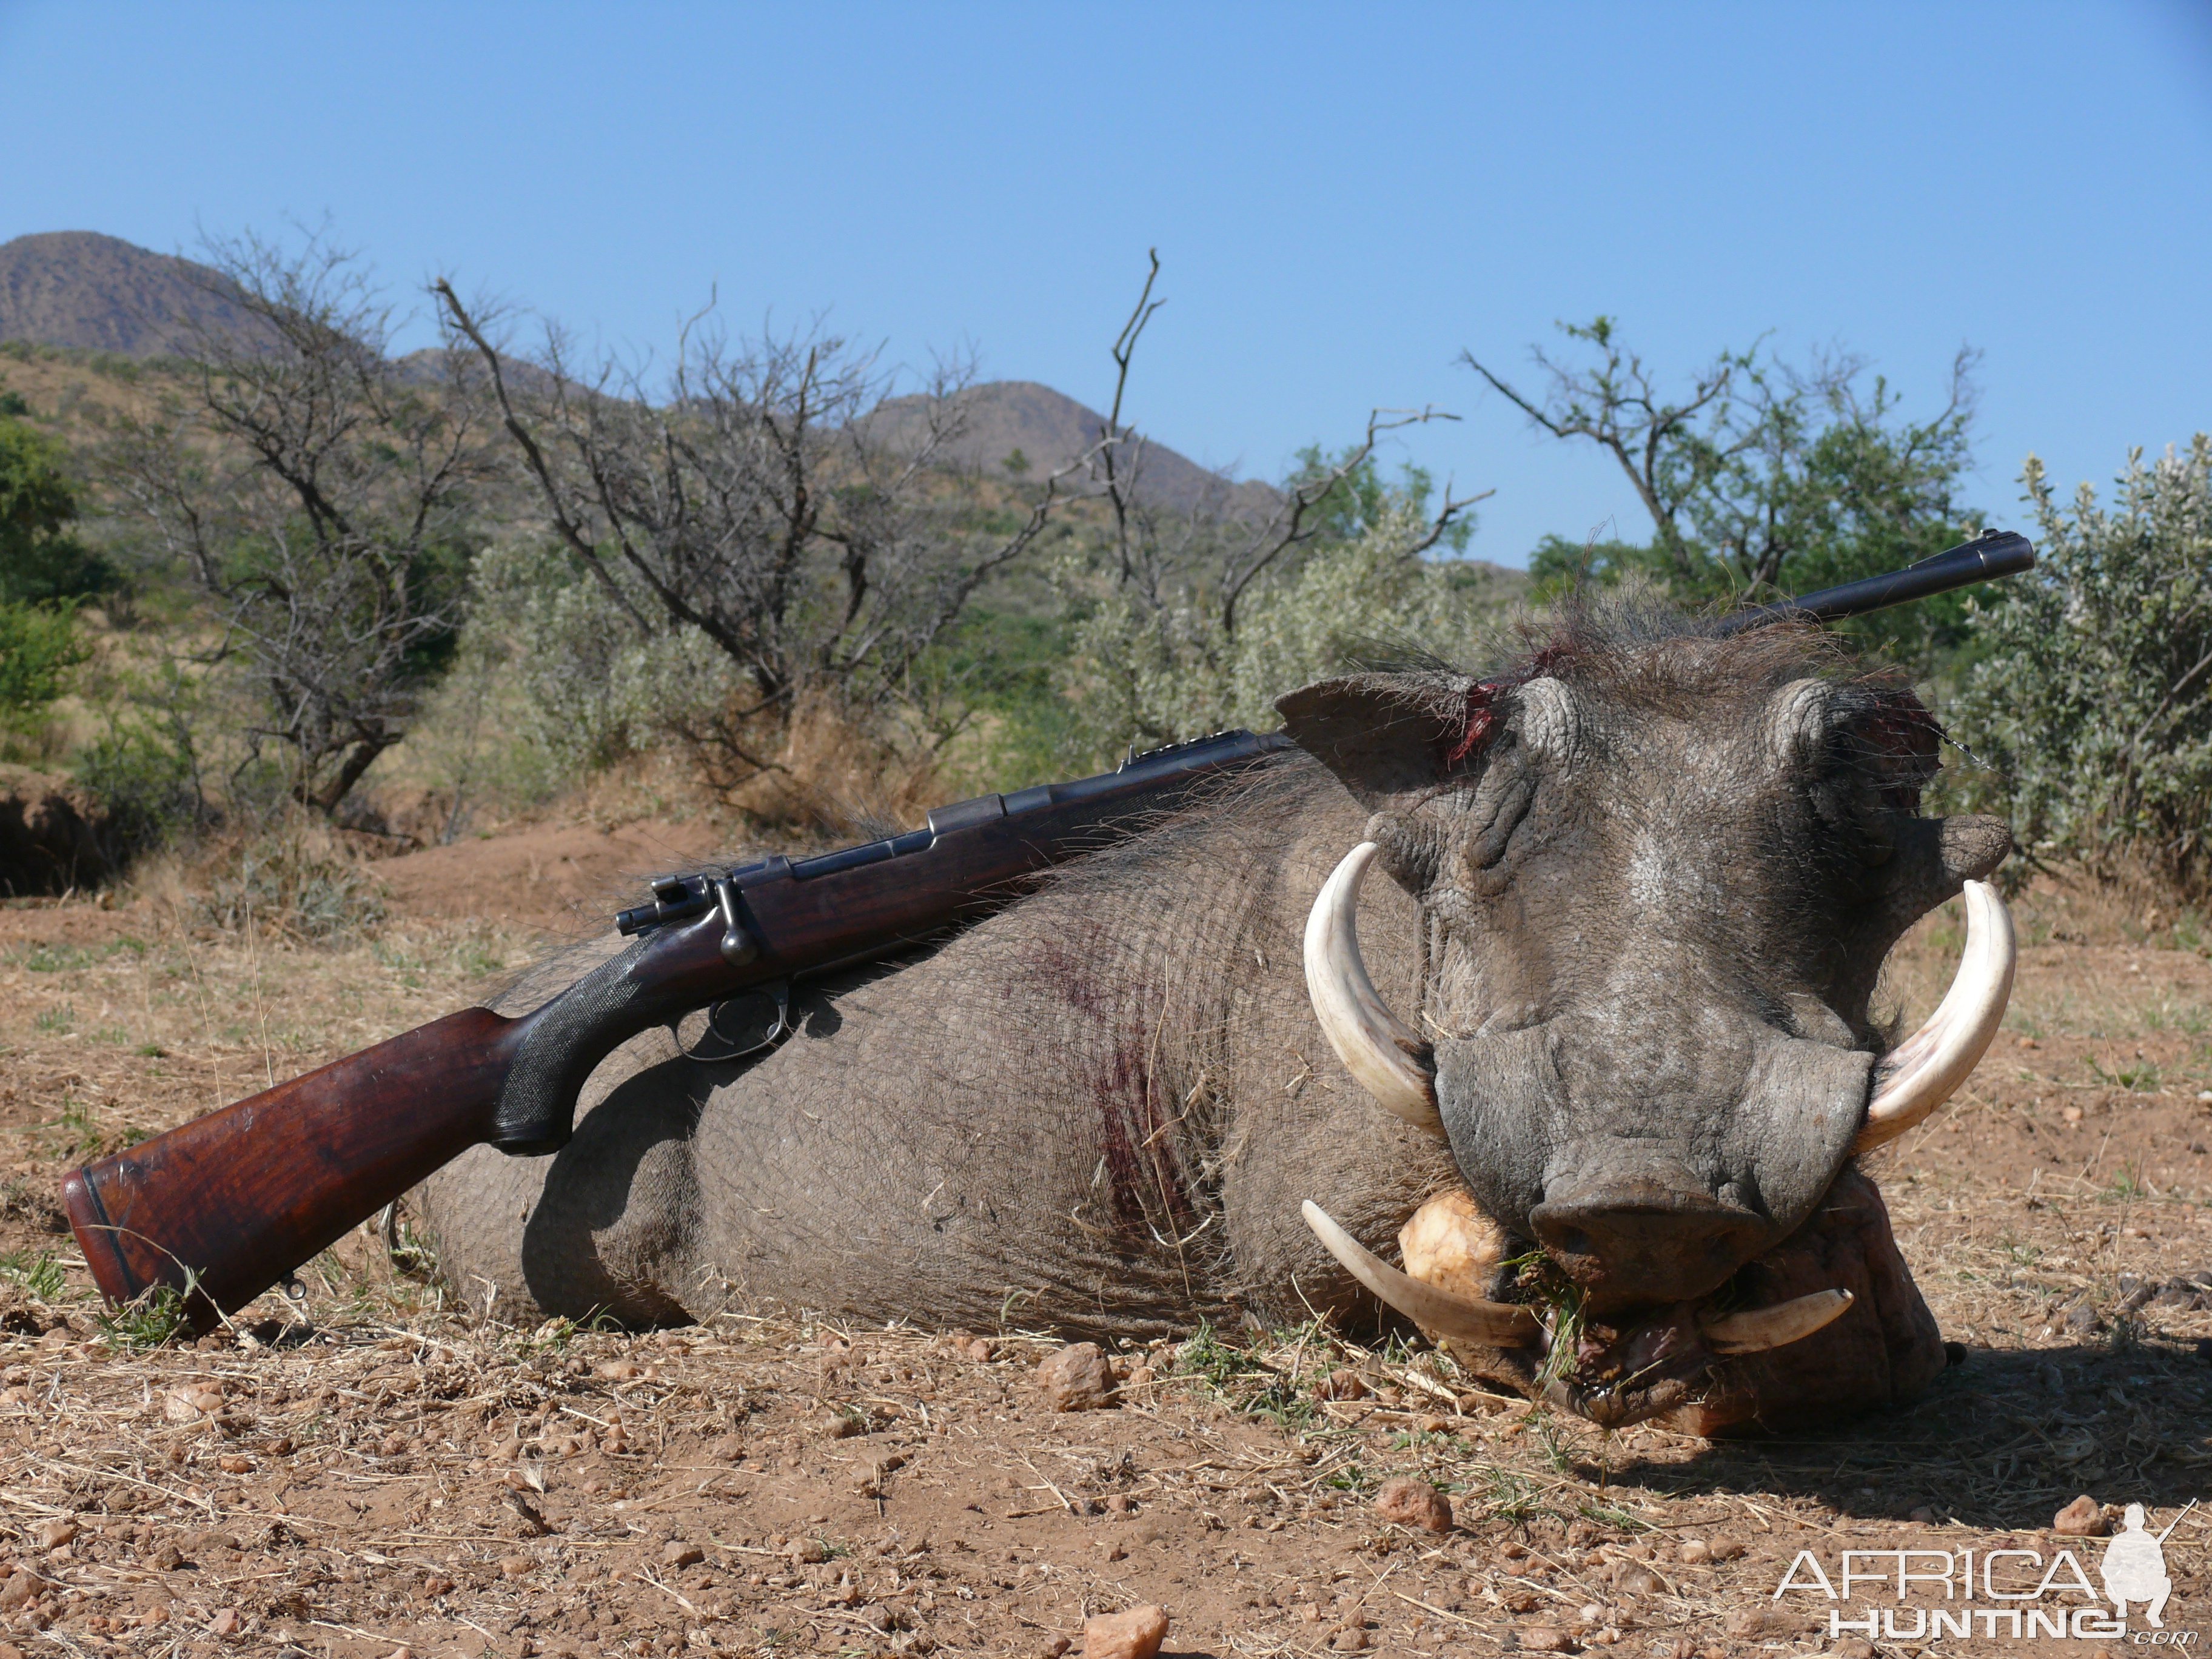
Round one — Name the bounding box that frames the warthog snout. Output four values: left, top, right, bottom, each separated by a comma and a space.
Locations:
1529, 1164, 1769, 1306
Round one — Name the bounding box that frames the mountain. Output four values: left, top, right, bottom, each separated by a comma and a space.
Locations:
864, 380, 1278, 516
0, 231, 260, 358
0, 232, 1279, 514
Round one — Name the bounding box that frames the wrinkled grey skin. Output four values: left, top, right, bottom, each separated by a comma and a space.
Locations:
419, 625, 2008, 1340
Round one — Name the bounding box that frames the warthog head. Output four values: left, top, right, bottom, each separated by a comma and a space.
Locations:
1280, 618, 2013, 1415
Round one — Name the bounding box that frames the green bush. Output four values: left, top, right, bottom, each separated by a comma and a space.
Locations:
1951, 436, 2212, 894
0, 414, 113, 605
0, 600, 85, 740
1067, 500, 1509, 751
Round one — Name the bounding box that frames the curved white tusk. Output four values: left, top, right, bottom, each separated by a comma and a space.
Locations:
1302, 1200, 1541, 1348
1303, 843, 1443, 1136
1855, 879, 2017, 1155
1699, 1288, 1854, 1355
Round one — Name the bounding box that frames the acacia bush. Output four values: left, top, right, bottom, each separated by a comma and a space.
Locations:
1951, 437, 2212, 896
1066, 493, 1507, 751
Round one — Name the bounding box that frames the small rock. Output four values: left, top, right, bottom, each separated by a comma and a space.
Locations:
1082, 1603, 1169, 1659
207, 1608, 241, 1637
1832, 1640, 1875, 1659
1104, 1493, 1134, 1515
1329, 1630, 1370, 1654
1723, 1608, 1783, 1638
217, 1454, 255, 1475
1037, 1342, 1118, 1412
2054, 1493, 2108, 1537
420, 1575, 455, 1598
964, 1335, 997, 1362
1316, 1367, 1368, 1401
709, 1434, 746, 1461
1040, 1640, 1071, 1659
1518, 1627, 1572, 1653
1124, 1364, 1155, 1387
1704, 1537, 1746, 1561
595, 1358, 642, 1379
786, 1537, 828, 1564
1676, 1538, 1711, 1565
1372, 1475, 1453, 1533
0, 1579, 33, 1611
498, 1555, 535, 1578
1612, 1562, 1661, 1597
820, 1412, 864, 1439
1579, 1601, 1606, 1623
662, 1541, 705, 1567
151, 1543, 183, 1571
33, 1520, 76, 1550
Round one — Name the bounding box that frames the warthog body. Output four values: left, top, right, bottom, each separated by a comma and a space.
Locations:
420, 614, 2009, 1430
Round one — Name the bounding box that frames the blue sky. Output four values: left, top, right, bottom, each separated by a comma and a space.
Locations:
2, 2, 2207, 566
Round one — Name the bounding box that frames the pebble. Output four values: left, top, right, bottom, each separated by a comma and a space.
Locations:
2053, 1493, 2108, 1537
498, 1555, 535, 1578
662, 1541, 705, 1567
206, 1609, 241, 1637
1037, 1342, 1119, 1412
1372, 1475, 1453, 1533
32, 1521, 75, 1551
1082, 1603, 1168, 1659
1676, 1538, 1711, 1565
1518, 1627, 1571, 1653
820, 1413, 865, 1439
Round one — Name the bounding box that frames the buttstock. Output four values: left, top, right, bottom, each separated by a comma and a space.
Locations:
62, 1007, 519, 1328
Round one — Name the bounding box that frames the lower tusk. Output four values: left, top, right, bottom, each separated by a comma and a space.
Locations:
1699, 1288, 1854, 1355
1302, 1200, 1540, 1348
1302, 843, 1443, 1136
1856, 879, 2017, 1154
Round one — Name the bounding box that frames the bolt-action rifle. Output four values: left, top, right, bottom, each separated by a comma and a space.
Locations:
59, 529, 2034, 1327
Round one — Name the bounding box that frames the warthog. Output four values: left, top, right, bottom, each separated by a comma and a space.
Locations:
420, 612, 2013, 1432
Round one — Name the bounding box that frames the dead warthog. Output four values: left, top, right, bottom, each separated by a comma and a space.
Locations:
420, 611, 2012, 1433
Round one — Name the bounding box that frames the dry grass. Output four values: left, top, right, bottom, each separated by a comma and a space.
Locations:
0, 867, 2208, 1656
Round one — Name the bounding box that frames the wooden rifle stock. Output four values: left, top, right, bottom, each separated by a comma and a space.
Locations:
62, 729, 1296, 1326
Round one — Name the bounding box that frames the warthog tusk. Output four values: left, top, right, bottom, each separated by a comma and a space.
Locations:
1301, 1200, 1541, 1348
1303, 843, 1443, 1136
1855, 879, 2017, 1154
1699, 1288, 1854, 1355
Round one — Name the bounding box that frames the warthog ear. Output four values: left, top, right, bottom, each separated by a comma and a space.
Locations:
1275, 671, 1488, 808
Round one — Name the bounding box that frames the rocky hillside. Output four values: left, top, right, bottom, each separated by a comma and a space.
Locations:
0, 232, 1278, 512
0, 231, 258, 358
865, 380, 1278, 515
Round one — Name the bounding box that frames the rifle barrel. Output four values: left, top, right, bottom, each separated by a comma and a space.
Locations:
1712, 529, 2034, 637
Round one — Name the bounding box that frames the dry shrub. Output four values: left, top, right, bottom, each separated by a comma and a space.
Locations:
709, 697, 947, 842
135, 817, 390, 943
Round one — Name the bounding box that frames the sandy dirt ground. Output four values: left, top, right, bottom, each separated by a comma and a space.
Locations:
0, 838, 2208, 1659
